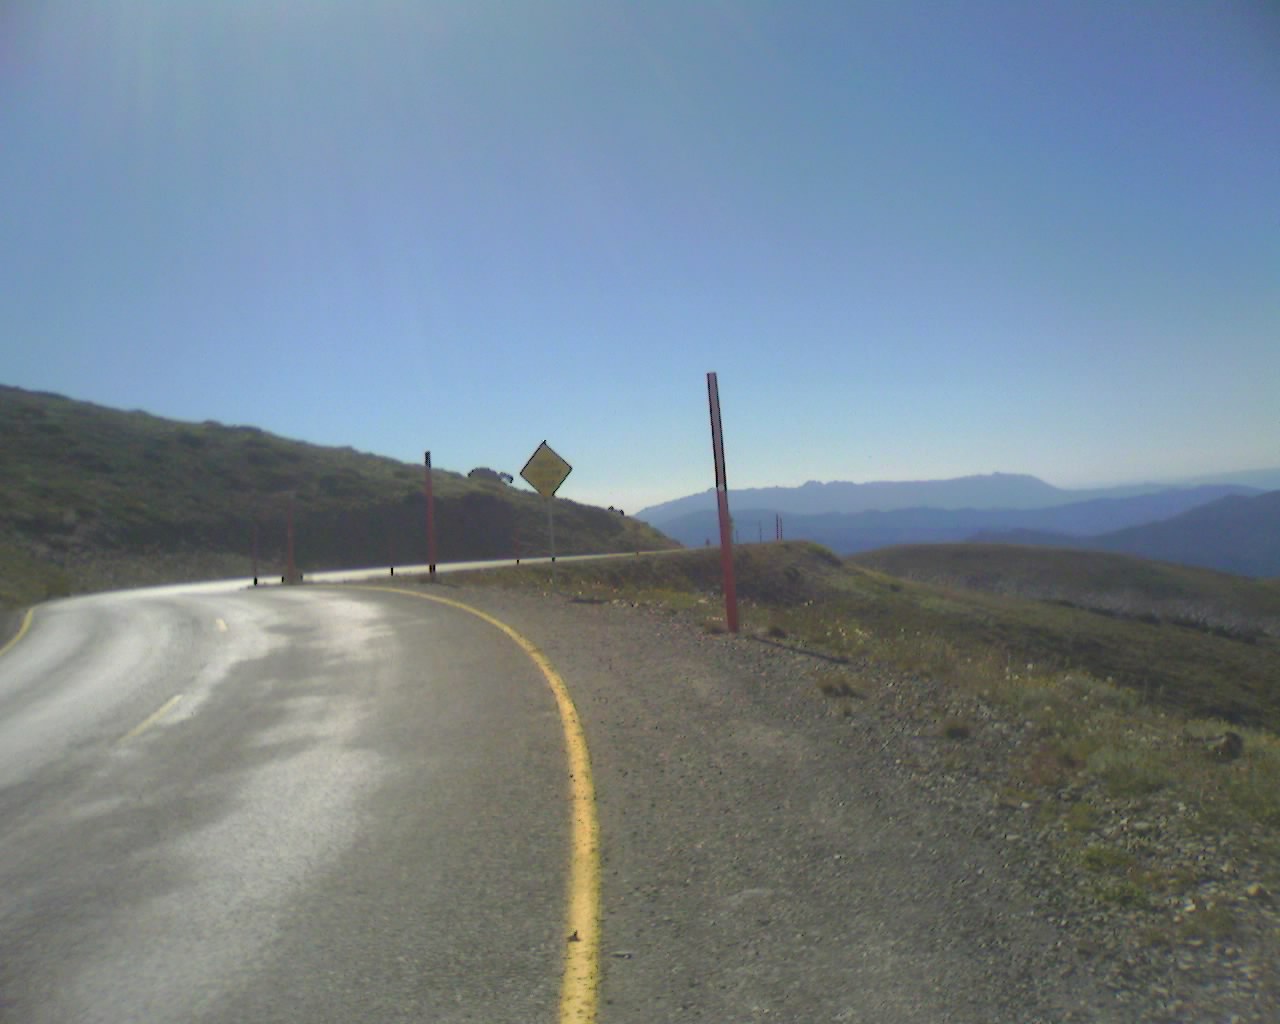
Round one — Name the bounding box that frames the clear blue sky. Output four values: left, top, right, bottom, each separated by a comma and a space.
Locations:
2, 1, 1277, 512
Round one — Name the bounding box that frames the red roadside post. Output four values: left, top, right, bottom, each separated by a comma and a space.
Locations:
706, 372, 739, 633
285, 493, 297, 584
424, 451, 437, 581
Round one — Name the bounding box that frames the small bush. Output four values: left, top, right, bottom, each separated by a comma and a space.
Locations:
1064, 802, 1098, 833
1081, 844, 1135, 872
1092, 878, 1151, 909
1086, 744, 1169, 797
1178, 902, 1238, 941
1026, 741, 1083, 788
1224, 751, 1280, 828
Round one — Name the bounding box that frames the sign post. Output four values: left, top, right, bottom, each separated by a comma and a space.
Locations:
520, 441, 573, 585
707, 372, 739, 633
424, 451, 438, 581
547, 499, 556, 567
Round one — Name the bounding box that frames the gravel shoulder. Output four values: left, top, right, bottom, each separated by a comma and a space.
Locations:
435, 584, 1195, 1023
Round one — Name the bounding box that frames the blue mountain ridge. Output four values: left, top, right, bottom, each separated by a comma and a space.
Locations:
975, 491, 1280, 577
649, 485, 1260, 558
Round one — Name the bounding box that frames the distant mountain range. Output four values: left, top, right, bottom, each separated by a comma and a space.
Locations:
636, 470, 1280, 524
640, 473, 1119, 523
635, 472, 1280, 577
976, 491, 1280, 577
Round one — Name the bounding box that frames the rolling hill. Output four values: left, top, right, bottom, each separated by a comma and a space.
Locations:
0, 385, 675, 607
649, 484, 1258, 555
852, 543, 1280, 639
976, 491, 1280, 577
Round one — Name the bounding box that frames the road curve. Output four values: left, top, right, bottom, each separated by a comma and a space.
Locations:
0, 585, 582, 1023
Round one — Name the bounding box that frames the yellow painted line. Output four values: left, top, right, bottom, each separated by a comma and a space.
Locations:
353, 586, 600, 1024
0, 609, 34, 659
215, 618, 228, 632
119, 694, 183, 744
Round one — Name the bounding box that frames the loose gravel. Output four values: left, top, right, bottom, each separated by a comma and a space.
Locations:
430, 584, 1276, 1023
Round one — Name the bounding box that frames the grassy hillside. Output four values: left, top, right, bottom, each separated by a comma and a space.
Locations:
443, 541, 1280, 966
852, 544, 1280, 639
455, 542, 1280, 734
0, 385, 675, 605
978, 491, 1280, 576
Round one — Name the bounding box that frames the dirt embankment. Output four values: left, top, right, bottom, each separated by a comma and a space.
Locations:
0, 608, 27, 650
424, 583, 1276, 1023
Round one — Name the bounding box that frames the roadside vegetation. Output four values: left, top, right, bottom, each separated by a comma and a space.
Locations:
0, 539, 71, 609
0, 384, 673, 608
854, 543, 1280, 640
461, 542, 1280, 731
447, 541, 1280, 951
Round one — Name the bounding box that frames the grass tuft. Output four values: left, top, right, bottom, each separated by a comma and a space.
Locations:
1085, 744, 1170, 797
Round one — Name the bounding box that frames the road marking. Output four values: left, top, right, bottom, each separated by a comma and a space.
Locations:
0, 609, 34, 659
119, 694, 184, 744
216, 618, 228, 632
353, 586, 600, 1024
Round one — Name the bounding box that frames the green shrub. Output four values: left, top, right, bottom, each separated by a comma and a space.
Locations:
1085, 743, 1170, 796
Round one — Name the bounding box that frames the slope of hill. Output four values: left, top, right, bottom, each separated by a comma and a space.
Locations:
977, 491, 1280, 577
852, 544, 1280, 640
451, 542, 1280, 1005
651, 484, 1257, 553
461, 541, 1280, 733
0, 385, 675, 606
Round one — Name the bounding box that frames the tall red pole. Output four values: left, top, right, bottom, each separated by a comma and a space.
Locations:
286, 493, 297, 583
424, 451, 437, 581
707, 372, 739, 633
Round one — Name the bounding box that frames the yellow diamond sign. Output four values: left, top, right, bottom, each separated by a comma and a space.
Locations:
521, 441, 572, 498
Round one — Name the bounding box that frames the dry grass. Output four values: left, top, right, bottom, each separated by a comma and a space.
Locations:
451, 542, 1280, 853
0, 384, 674, 608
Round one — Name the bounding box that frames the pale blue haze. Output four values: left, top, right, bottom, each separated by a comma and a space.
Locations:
2, 1, 1277, 511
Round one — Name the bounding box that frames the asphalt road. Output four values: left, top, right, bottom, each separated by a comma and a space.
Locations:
0, 585, 576, 1023
1, 575, 1137, 1023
